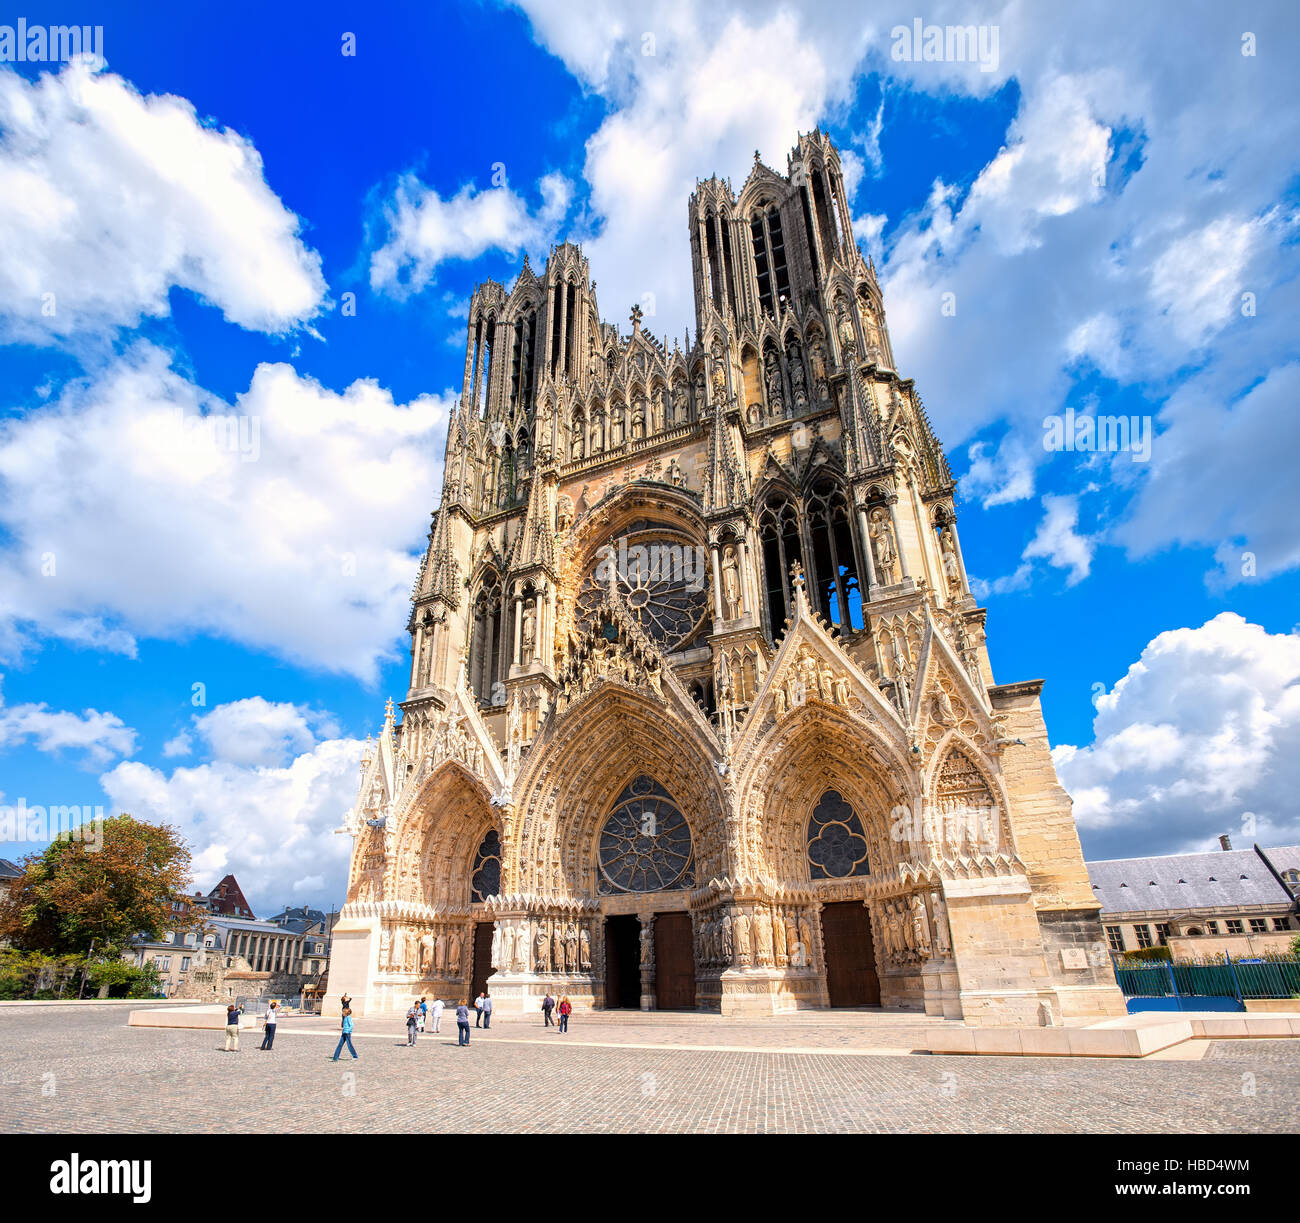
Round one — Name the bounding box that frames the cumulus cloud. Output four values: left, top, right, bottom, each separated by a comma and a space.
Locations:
1055, 614, 1300, 860
369, 171, 572, 296
0, 61, 327, 340
1022, 493, 1093, 585
103, 698, 361, 909
0, 679, 135, 766
0, 343, 450, 680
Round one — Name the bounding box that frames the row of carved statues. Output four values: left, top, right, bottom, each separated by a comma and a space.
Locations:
876, 890, 952, 967
693, 904, 817, 970
493, 916, 595, 975
382, 922, 469, 978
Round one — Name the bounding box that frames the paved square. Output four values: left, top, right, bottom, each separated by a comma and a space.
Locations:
2, 1004, 1297, 1133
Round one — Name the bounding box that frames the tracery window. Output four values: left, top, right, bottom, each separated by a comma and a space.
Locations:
806, 478, 863, 630
806, 790, 870, 880
470, 572, 502, 704
597, 776, 694, 894
758, 489, 803, 631
471, 829, 502, 901
575, 528, 710, 652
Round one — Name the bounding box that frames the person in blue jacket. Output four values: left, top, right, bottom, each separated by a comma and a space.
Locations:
332, 1007, 359, 1061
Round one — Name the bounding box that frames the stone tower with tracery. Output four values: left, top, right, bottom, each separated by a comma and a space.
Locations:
328, 130, 1125, 1025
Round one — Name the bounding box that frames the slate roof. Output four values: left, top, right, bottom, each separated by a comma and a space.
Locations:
1087, 846, 1300, 915
0, 858, 21, 879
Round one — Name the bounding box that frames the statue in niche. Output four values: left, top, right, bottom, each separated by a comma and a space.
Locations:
535, 924, 550, 973
631, 398, 646, 440
693, 368, 706, 412
721, 544, 742, 619
753, 909, 773, 966
435, 929, 448, 972
490, 924, 502, 968
940, 526, 961, 591
565, 922, 579, 972
501, 923, 515, 971
521, 603, 536, 657
911, 893, 931, 957
639, 922, 653, 967
734, 912, 751, 964
765, 350, 783, 413
785, 915, 800, 966
720, 913, 733, 962
870, 509, 898, 584
772, 910, 788, 964
651, 387, 665, 433
809, 337, 829, 398
673, 382, 688, 425
931, 892, 952, 956
836, 308, 856, 353
418, 931, 436, 975
552, 923, 565, 972
788, 341, 807, 407
611, 406, 625, 447
580, 925, 592, 971
571, 422, 584, 460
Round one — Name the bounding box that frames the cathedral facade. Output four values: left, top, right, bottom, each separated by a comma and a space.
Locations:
328, 131, 1125, 1025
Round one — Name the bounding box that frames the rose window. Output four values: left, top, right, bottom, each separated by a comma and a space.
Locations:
575, 528, 709, 652
597, 776, 695, 894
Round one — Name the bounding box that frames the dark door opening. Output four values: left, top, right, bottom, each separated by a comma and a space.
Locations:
604, 915, 641, 1008
821, 900, 881, 1007
469, 921, 495, 1003
654, 911, 696, 1010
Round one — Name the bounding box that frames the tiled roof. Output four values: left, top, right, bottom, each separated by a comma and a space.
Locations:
1087, 845, 1300, 915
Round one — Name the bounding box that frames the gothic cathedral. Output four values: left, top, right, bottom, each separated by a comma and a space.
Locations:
329, 131, 1125, 1024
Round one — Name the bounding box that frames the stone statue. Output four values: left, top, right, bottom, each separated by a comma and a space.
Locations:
785, 916, 801, 966
536, 924, 550, 973
580, 925, 592, 971
553, 923, 564, 972
721, 545, 742, 619
940, 526, 961, 590
501, 922, 515, 971
491, 923, 502, 968
765, 350, 783, 412
772, 910, 788, 964
932, 687, 955, 725
521, 603, 536, 656
720, 913, 734, 962
931, 892, 952, 956
435, 929, 447, 972
419, 931, 437, 975
565, 922, 579, 972
870, 510, 897, 583
911, 893, 931, 957
753, 909, 773, 966
734, 912, 751, 964
449, 928, 463, 976
640, 922, 653, 967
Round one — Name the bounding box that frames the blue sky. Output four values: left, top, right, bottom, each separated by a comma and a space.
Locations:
1, 0, 1297, 915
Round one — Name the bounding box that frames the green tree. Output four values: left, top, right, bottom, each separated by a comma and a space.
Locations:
0, 814, 196, 955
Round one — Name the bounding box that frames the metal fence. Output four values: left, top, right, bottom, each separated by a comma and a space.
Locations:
1115, 956, 1300, 1005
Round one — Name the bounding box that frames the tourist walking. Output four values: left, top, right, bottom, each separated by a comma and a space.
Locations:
406, 1002, 420, 1045
541, 992, 555, 1027
429, 997, 444, 1034
224, 1002, 242, 1052
456, 999, 471, 1046
417, 997, 428, 1033
474, 992, 486, 1027
558, 995, 572, 1033
481, 990, 493, 1029
259, 1000, 278, 1050
332, 1007, 358, 1061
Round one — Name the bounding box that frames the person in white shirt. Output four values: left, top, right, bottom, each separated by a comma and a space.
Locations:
474, 993, 486, 1027
429, 998, 445, 1034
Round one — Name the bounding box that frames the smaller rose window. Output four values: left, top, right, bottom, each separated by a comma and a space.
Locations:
471, 829, 502, 901
806, 790, 870, 880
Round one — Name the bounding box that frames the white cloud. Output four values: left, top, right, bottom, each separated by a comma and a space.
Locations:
0, 61, 327, 339
0, 679, 135, 766
161, 730, 193, 759
102, 699, 361, 908
189, 697, 338, 769
1055, 614, 1300, 859
369, 171, 572, 297
1022, 493, 1093, 585
0, 343, 450, 681
964, 436, 1036, 508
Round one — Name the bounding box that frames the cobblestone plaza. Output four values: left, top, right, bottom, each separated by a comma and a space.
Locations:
3, 1005, 1296, 1134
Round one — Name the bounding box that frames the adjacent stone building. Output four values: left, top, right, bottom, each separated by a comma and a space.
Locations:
328, 130, 1126, 1025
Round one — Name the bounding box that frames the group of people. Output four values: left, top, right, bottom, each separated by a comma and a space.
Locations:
228, 987, 579, 1060
222, 1000, 281, 1052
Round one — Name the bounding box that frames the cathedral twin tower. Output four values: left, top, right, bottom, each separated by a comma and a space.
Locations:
329, 130, 1125, 1023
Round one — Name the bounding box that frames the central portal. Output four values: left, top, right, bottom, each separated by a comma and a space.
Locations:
604, 915, 641, 1008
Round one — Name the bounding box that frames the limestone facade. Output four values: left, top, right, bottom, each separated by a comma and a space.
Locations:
326, 130, 1125, 1025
